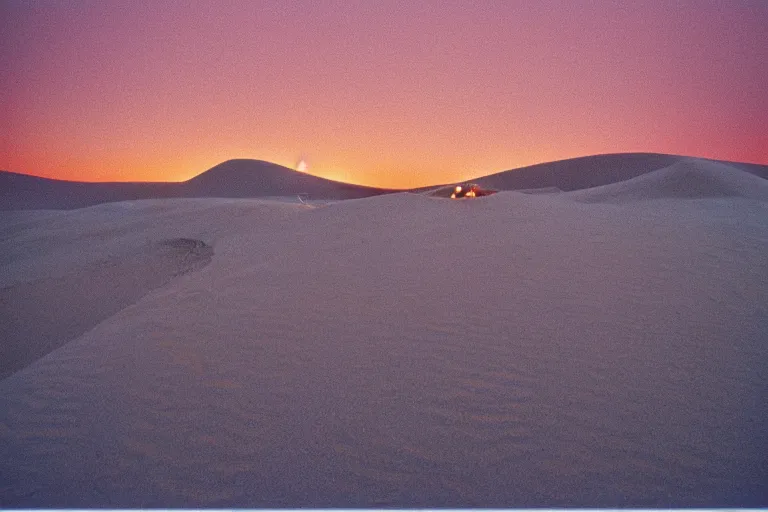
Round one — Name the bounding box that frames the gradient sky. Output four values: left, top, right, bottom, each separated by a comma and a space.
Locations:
2, 0, 767, 188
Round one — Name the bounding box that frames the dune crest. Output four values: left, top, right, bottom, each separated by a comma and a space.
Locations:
180, 159, 394, 200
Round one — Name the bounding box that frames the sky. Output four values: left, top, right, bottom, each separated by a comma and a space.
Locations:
2, 0, 767, 189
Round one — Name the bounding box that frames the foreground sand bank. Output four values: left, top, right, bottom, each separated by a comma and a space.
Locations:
1, 160, 766, 507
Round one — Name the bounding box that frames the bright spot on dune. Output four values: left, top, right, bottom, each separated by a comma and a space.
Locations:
297, 159, 308, 172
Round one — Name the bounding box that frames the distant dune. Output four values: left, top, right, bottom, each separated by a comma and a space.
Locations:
0, 171, 180, 210
3, 153, 767, 210
567, 158, 768, 203
180, 159, 394, 200
469, 153, 768, 192
0, 160, 394, 210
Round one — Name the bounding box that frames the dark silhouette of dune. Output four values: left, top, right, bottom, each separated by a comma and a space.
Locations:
0, 171, 179, 210
0, 160, 394, 210
179, 159, 393, 200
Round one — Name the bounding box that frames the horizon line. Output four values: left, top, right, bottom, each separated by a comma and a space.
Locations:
3, 151, 767, 190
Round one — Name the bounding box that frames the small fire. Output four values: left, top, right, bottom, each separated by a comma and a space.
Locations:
449, 183, 496, 199
449, 183, 489, 199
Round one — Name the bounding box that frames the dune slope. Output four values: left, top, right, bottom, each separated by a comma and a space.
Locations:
0, 171, 180, 210
470, 153, 768, 192
0, 237, 212, 380
0, 199, 308, 379
180, 159, 394, 200
1, 180, 767, 507
567, 158, 768, 203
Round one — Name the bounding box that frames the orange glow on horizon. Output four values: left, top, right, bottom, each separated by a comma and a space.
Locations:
2, 2, 766, 189
4, 142, 766, 190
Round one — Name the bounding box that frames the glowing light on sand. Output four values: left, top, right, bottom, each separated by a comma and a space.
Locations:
450, 184, 485, 198
297, 159, 308, 172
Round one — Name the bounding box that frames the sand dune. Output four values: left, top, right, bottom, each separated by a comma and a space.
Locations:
0, 237, 212, 380
567, 158, 768, 203
1, 156, 767, 507
0, 160, 392, 210
569, 158, 768, 203
180, 159, 394, 200
472, 152, 768, 192
5, 153, 767, 211
0, 171, 180, 210
0, 198, 308, 380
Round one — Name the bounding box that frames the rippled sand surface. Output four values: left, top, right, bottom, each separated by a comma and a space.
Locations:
1, 162, 767, 507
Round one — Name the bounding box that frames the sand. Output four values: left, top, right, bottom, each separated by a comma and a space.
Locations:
1, 157, 766, 507
0, 236, 213, 380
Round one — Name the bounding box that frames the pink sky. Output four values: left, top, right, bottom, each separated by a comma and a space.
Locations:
2, 0, 766, 188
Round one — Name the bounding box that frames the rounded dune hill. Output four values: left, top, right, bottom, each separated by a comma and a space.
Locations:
0, 160, 394, 210
180, 159, 394, 200
469, 153, 768, 193
566, 157, 768, 203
